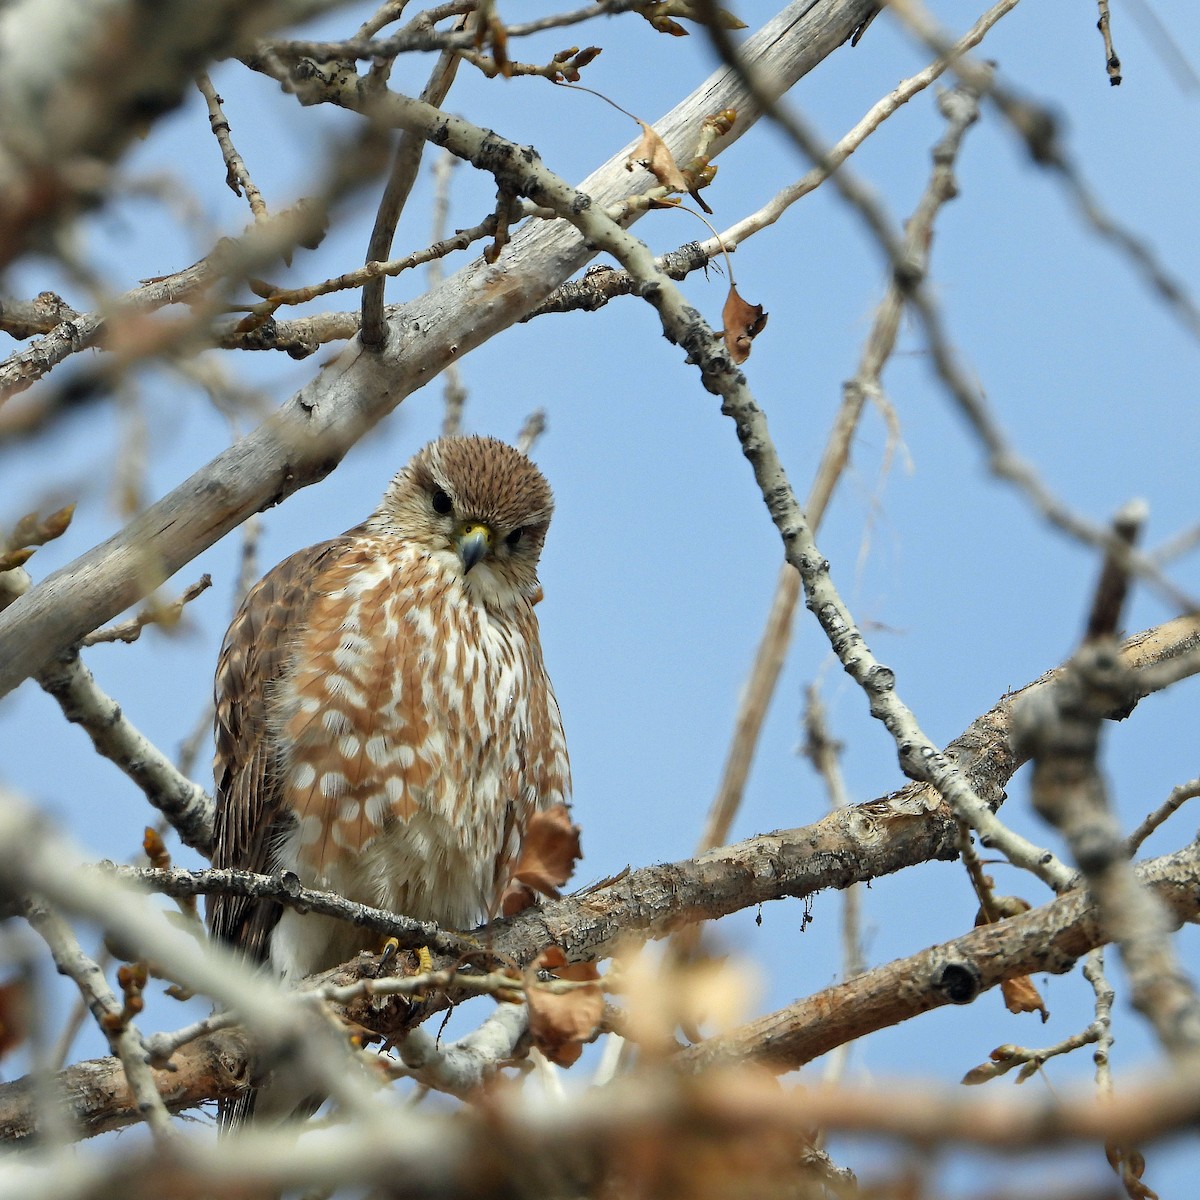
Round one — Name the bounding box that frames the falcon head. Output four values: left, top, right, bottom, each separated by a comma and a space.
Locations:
371, 436, 554, 607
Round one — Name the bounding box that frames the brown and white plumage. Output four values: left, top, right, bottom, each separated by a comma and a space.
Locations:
208, 436, 570, 987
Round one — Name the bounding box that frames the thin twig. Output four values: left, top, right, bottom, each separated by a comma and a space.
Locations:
268, 2, 639, 62
196, 72, 269, 219
245, 214, 497, 322
82, 575, 212, 646
429, 151, 469, 434
1127, 777, 1200, 853
23, 900, 176, 1142
802, 684, 863, 1092
514, 409, 546, 455
142, 1010, 239, 1066
49, 944, 113, 1071
1095, 0, 1123, 85
802, 684, 864, 980
1085, 948, 1116, 1095
361, 17, 468, 347
700, 74, 987, 856
962, 1023, 1101, 1084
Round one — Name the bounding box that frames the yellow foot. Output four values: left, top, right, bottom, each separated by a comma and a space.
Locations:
377, 937, 400, 975
374, 939, 433, 995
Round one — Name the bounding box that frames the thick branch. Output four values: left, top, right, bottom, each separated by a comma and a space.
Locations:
680, 838, 1200, 1074
0, 0, 877, 699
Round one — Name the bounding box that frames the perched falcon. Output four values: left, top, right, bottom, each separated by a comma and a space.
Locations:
207, 436, 571, 986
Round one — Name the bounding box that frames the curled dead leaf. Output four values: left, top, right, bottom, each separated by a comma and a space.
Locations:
721, 285, 768, 364
526, 946, 603, 1067
614, 949, 758, 1055
1001, 974, 1048, 1021
499, 803, 582, 916
626, 122, 688, 192
0, 979, 30, 1058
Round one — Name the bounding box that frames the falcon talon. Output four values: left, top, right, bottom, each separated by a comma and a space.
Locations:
206, 436, 573, 1128
376, 936, 401, 976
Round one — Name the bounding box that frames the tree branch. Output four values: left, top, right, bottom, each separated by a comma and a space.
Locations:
680, 838, 1200, 1075
0, 0, 877, 699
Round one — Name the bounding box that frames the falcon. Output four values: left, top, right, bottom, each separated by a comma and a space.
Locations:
207, 435, 571, 987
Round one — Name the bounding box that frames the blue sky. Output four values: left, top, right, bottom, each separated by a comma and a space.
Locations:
2, 2, 1198, 1191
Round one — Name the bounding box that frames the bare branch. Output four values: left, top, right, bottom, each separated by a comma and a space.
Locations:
82, 575, 212, 646
1128, 777, 1200, 853
0, 0, 876, 699
680, 837, 1200, 1075
360, 16, 468, 348
702, 71, 986, 858
1016, 504, 1200, 1058
35, 651, 214, 853
196, 72, 269, 220
22, 899, 176, 1141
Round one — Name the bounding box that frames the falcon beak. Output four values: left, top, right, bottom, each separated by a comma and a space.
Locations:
457, 522, 493, 573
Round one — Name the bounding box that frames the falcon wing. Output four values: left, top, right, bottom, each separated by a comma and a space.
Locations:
207, 535, 353, 964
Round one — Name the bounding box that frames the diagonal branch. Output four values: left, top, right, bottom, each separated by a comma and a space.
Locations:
681, 837, 1200, 1075
0, 0, 877, 700
36, 650, 214, 853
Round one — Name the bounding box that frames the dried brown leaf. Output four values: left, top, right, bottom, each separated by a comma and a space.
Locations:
721, 285, 768, 364
143, 826, 171, 870
488, 16, 511, 78
0, 979, 30, 1058
501, 880, 537, 918
512, 804, 580, 896
626, 122, 688, 192
1108, 1143, 1159, 1200
526, 947, 603, 1066
1001, 974, 1049, 1021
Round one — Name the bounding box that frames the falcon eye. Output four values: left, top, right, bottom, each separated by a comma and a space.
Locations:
505, 527, 524, 547
431, 488, 453, 515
